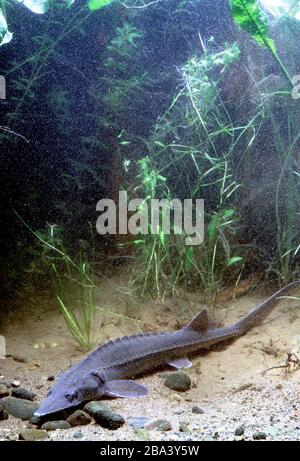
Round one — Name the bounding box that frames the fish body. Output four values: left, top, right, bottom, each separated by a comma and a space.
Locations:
35, 280, 300, 417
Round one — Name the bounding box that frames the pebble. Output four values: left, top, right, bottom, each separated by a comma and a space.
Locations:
12, 388, 36, 401
0, 404, 9, 421
170, 393, 182, 402
179, 421, 191, 433
1, 397, 38, 420
235, 425, 245, 436
192, 405, 204, 414
19, 430, 49, 441
134, 429, 150, 441
213, 431, 219, 440
145, 419, 172, 432
164, 372, 191, 392
29, 415, 42, 426
127, 416, 149, 429
12, 355, 28, 364
35, 384, 44, 390
73, 431, 84, 439
253, 431, 267, 440
41, 421, 71, 431
12, 380, 21, 388
173, 409, 184, 415
84, 401, 125, 430
47, 375, 55, 382
66, 410, 92, 427
0, 384, 9, 398
0, 380, 12, 388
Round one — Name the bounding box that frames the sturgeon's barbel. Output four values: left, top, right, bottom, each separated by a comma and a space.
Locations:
35, 280, 300, 417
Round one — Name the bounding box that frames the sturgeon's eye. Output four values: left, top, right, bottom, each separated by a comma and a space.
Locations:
65, 391, 77, 402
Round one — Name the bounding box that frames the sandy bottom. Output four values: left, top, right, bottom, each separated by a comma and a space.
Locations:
1, 276, 300, 441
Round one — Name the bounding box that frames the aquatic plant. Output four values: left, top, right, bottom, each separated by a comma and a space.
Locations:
16, 214, 97, 350
88, 0, 114, 11
126, 156, 243, 302
124, 42, 244, 302
230, 0, 294, 87
229, 1, 300, 284
270, 102, 300, 285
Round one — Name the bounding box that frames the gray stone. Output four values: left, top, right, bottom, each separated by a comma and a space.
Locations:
1, 397, 38, 420
253, 431, 267, 440
0, 404, 8, 420
12, 387, 36, 401
12, 355, 29, 364
84, 401, 124, 430
134, 429, 150, 441
73, 431, 84, 439
179, 421, 191, 433
0, 384, 9, 398
41, 420, 71, 431
127, 416, 150, 429
173, 409, 184, 415
192, 405, 204, 414
145, 419, 172, 431
67, 410, 92, 427
84, 401, 109, 415
29, 415, 42, 426
0, 380, 12, 388
19, 430, 49, 441
235, 425, 245, 436
164, 372, 191, 392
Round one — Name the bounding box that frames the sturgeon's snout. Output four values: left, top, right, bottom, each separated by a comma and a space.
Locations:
34, 393, 78, 417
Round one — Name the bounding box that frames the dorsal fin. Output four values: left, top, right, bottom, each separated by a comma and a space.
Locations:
185, 309, 209, 332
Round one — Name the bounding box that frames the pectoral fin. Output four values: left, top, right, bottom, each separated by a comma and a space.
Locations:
165, 357, 192, 369
104, 380, 148, 398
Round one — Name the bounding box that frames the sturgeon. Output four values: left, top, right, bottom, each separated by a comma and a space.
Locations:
35, 280, 300, 417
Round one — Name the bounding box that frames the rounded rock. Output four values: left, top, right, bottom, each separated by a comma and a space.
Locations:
0, 404, 9, 421
19, 430, 49, 441
145, 419, 172, 431
253, 431, 267, 440
164, 372, 191, 392
1, 396, 38, 420
84, 401, 124, 430
12, 388, 36, 401
235, 425, 245, 436
67, 410, 92, 427
192, 405, 204, 414
0, 384, 9, 398
127, 416, 150, 429
41, 420, 71, 431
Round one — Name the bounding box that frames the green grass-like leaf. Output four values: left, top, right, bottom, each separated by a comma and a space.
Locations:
88, 0, 113, 12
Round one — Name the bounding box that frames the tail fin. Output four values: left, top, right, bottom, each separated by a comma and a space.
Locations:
233, 280, 300, 334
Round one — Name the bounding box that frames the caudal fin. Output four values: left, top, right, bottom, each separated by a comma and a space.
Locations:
233, 280, 300, 334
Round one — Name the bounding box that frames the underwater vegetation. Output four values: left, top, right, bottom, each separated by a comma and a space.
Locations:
1, 0, 300, 347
